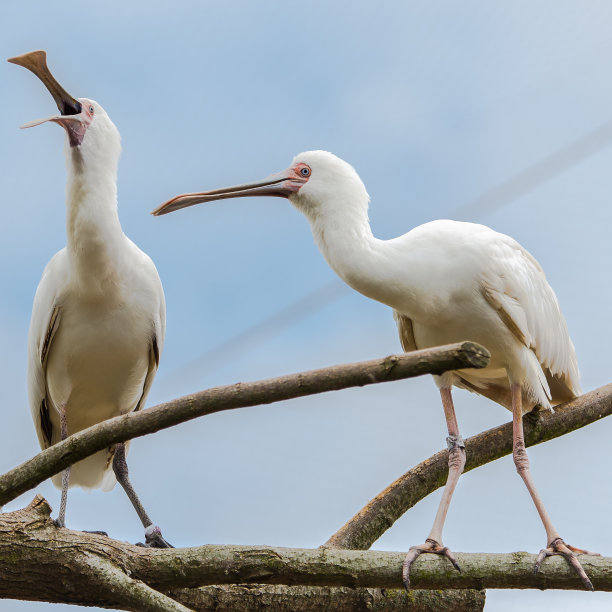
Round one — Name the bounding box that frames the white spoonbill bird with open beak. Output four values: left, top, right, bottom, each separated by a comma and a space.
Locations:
153, 150, 597, 586
10, 50, 171, 548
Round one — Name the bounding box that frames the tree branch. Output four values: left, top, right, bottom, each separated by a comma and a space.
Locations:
0, 497, 608, 602
165, 584, 486, 611
131, 545, 612, 592
0, 496, 190, 610
324, 383, 612, 549
6, 347, 611, 607
81, 554, 191, 612
0, 342, 489, 506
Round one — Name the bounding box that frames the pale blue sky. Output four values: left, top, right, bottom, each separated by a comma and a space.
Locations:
1, 2, 612, 609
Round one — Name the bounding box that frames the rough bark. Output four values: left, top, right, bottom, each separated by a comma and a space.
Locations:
0, 496, 608, 610
325, 383, 612, 550
0, 496, 485, 610
0, 342, 489, 506
166, 585, 486, 611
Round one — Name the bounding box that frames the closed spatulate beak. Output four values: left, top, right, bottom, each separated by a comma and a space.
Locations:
152, 168, 308, 216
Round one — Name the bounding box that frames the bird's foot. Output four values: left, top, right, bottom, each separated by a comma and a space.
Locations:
53, 518, 65, 529
402, 538, 460, 589
136, 524, 174, 548
534, 537, 599, 591
82, 530, 109, 536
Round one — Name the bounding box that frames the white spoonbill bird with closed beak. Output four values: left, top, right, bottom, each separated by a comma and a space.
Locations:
153, 150, 597, 587
10, 50, 171, 548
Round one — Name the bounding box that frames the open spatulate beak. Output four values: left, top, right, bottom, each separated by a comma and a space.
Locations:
8, 50, 81, 116
152, 169, 308, 216
8, 50, 87, 147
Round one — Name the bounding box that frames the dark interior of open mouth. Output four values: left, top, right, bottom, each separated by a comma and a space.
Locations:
62, 99, 82, 116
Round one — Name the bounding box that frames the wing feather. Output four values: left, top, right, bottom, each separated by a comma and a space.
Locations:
479, 235, 580, 404
27, 251, 68, 450
133, 335, 160, 413
393, 311, 417, 352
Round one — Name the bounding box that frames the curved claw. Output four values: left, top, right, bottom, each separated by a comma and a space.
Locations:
402, 548, 422, 589
534, 548, 548, 575
443, 547, 461, 573
402, 538, 460, 590
534, 537, 596, 591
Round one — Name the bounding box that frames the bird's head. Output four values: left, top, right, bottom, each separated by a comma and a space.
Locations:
151, 150, 370, 223
284, 151, 369, 221
8, 50, 120, 162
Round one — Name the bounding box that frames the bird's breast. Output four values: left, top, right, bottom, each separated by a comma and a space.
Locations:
408, 297, 515, 373
45, 299, 151, 440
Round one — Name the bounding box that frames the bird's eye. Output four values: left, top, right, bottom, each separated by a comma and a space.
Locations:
89, 105, 94, 114
300, 167, 310, 177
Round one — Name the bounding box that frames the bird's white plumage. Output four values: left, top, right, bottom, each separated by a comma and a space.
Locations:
27, 99, 165, 491
288, 151, 579, 413
154, 148, 588, 584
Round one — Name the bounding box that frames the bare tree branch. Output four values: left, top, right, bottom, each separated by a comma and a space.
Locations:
0, 496, 608, 604
6, 497, 486, 611
166, 584, 486, 611
81, 554, 191, 612
324, 383, 612, 549
0, 342, 489, 506
128, 544, 612, 592
0, 496, 483, 610
5, 346, 612, 608
0, 496, 190, 610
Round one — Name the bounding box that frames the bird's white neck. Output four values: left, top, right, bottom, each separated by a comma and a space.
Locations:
65, 147, 124, 294
307, 203, 419, 312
